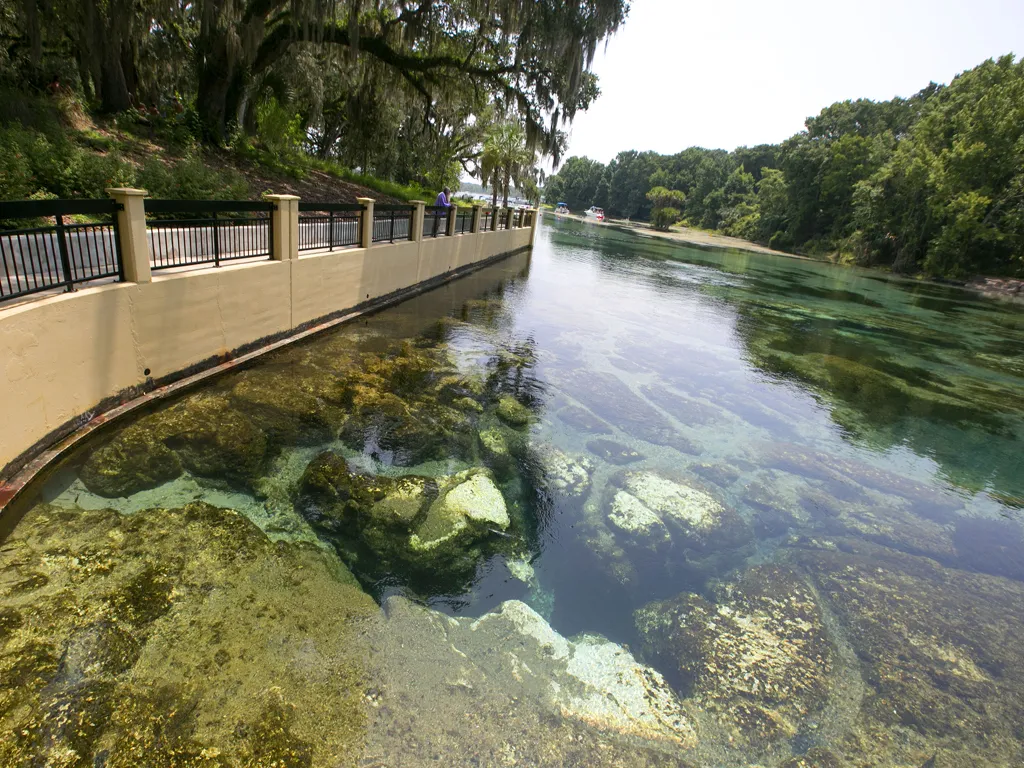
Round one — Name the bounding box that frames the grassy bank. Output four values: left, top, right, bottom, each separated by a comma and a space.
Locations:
0, 90, 435, 204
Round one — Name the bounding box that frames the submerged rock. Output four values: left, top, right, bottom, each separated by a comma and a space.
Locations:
295, 454, 516, 594
368, 597, 697, 764
80, 394, 268, 497
229, 368, 345, 445
411, 471, 509, 552
556, 404, 613, 434
788, 538, 1024, 763
79, 422, 182, 497
586, 438, 645, 465
634, 565, 836, 749
0, 501, 376, 767
618, 470, 750, 553
586, 471, 751, 592
531, 443, 594, 503
606, 490, 672, 552
496, 395, 533, 427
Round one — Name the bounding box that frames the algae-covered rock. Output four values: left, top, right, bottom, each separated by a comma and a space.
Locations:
80, 393, 268, 497
618, 470, 751, 553
635, 565, 836, 749
296, 451, 394, 533
496, 395, 533, 427
478, 423, 526, 477
229, 368, 344, 445
0, 501, 376, 768
79, 422, 182, 497
294, 455, 516, 595
531, 443, 594, 503
788, 538, 1024, 761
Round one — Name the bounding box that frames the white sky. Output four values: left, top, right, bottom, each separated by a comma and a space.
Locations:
562, 0, 1024, 163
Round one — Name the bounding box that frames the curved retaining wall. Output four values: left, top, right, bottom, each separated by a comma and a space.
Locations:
0, 223, 533, 480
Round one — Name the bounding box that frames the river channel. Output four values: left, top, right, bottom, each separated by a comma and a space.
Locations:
1, 216, 1022, 767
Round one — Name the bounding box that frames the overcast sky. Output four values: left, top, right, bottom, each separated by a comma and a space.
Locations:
562, 0, 1024, 163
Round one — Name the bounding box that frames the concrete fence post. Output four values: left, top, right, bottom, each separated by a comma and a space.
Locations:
357, 197, 375, 248
264, 194, 299, 260
106, 187, 151, 283
410, 201, 426, 242
447, 205, 458, 236
505, 207, 513, 230
530, 208, 540, 245
471, 203, 483, 234
491, 205, 498, 231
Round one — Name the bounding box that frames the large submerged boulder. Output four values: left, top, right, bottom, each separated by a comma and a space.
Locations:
634, 565, 837, 750
366, 596, 697, 764
295, 453, 516, 593
589, 471, 752, 589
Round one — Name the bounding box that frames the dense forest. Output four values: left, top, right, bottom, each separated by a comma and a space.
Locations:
0, 0, 626, 201
545, 56, 1024, 279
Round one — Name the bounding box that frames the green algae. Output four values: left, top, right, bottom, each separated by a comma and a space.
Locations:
784, 538, 1024, 765
495, 394, 533, 427
80, 393, 268, 498
0, 501, 377, 768
295, 454, 520, 595
635, 565, 837, 751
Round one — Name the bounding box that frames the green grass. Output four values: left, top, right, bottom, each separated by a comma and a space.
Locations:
0, 90, 440, 204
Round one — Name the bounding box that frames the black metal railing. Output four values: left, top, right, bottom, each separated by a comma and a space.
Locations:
146, 200, 274, 270
455, 208, 473, 234
498, 208, 510, 230
480, 209, 494, 232
0, 199, 122, 303
373, 205, 414, 244
297, 203, 362, 251
423, 206, 449, 238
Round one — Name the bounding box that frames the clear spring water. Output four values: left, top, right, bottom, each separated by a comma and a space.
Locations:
1, 217, 1022, 767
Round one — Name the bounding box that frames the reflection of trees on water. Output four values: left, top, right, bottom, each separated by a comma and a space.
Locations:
731, 296, 1024, 504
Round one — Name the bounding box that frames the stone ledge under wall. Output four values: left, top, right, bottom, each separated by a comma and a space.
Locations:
0, 227, 532, 500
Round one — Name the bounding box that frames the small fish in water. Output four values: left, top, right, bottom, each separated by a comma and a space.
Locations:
488, 528, 513, 538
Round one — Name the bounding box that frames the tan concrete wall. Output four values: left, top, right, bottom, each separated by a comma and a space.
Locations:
0, 225, 532, 473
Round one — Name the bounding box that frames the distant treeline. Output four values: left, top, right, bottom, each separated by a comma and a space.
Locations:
544, 55, 1024, 278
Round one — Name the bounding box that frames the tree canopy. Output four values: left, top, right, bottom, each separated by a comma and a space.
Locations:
544, 55, 1024, 279
1, 0, 627, 188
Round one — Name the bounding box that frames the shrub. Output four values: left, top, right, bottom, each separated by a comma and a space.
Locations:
650, 206, 681, 231
138, 152, 250, 200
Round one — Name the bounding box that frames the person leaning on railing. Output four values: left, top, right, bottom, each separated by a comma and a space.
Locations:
433, 187, 451, 236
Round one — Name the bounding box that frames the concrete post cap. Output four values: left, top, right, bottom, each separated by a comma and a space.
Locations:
355, 197, 375, 204
105, 187, 148, 196
409, 200, 426, 205
263, 194, 300, 201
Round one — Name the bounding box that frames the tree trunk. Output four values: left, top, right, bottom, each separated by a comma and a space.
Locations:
196, 49, 247, 144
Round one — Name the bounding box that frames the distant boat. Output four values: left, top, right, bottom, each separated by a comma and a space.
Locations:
584, 206, 605, 223
555, 203, 570, 216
